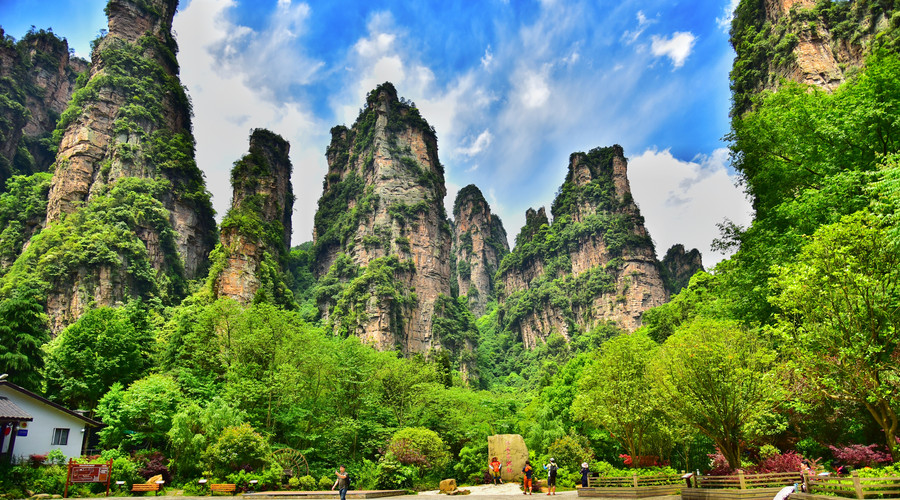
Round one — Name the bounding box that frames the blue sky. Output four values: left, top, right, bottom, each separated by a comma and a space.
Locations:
1, 0, 752, 265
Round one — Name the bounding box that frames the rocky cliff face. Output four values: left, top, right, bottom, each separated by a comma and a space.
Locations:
313, 82, 452, 355
0, 28, 87, 185
661, 244, 704, 295
210, 129, 294, 305
731, 0, 898, 114
497, 145, 668, 348
7, 0, 216, 332
451, 185, 509, 317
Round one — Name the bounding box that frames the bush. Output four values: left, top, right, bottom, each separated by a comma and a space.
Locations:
374, 453, 418, 490
386, 427, 449, 474
226, 466, 280, 492
319, 475, 334, 490
829, 444, 893, 469
135, 450, 171, 484
203, 423, 271, 476
454, 445, 487, 483
297, 475, 317, 491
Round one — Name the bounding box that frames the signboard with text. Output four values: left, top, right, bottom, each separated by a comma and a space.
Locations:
65, 459, 112, 497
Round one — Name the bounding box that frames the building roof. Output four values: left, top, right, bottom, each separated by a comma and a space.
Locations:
0, 381, 103, 427
0, 396, 33, 421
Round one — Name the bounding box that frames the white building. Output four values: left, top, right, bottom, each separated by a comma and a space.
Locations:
0, 380, 102, 462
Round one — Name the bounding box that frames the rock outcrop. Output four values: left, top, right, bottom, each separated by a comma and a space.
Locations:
0, 28, 87, 185
210, 129, 294, 305
313, 82, 452, 355
497, 146, 668, 348
8, 0, 216, 332
731, 0, 898, 114
487, 434, 528, 482
661, 244, 704, 295
451, 185, 509, 317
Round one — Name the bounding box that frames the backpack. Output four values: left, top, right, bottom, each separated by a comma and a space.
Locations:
346, 473, 352, 489
549, 464, 558, 473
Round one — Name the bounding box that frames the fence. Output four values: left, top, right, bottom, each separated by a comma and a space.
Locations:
578, 474, 683, 498
694, 471, 802, 489
804, 471, 900, 499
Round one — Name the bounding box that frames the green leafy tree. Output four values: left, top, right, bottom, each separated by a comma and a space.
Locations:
386, 427, 450, 476
650, 318, 785, 469
203, 423, 271, 477
573, 331, 663, 461
547, 435, 594, 470
0, 283, 49, 390
167, 398, 247, 480
771, 211, 900, 459
43, 305, 152, 410
95, 374, 184, 450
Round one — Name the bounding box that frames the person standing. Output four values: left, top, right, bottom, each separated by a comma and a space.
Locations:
332, 465, 349, 500
522, 460, 534, 495
580, 462, 590, 488
543, 458, 558, 496
490, 456, 503, 485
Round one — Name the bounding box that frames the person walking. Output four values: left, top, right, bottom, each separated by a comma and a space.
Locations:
543, 458, 558, 495
522, 460, 534, 495
332, 465, 350, 500
490, 456, 503, 485
580, 462, 590, 488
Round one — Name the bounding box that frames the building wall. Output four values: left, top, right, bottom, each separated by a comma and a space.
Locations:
0, 386, 88, 460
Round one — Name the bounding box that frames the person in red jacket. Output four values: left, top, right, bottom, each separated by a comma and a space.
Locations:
490, 457, 503, 485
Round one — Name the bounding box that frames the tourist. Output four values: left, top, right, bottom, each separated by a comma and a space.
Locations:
523, 460, 534, 495
332, 465, 350, 500
544, 458, 558, 495
581, 462, 590, 488
491, 456, 503, 485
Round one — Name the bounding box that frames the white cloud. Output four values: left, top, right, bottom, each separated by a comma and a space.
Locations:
651, 32, 696, 68
481, 46, 494, 68
628, 148, 753, 266
457, 129, 493, 157
174, 0, 327, 245
517, 69, 551, 108
623, 10, 654, 44
716, 0, 741, 32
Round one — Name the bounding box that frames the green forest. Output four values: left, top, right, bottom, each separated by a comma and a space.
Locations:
3, 0, 900, 497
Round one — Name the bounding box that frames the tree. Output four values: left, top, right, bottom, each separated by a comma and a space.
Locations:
95, 374, 185, 450
203, 423, 271, 477
0, 283, 50, 391
650, 317, 785, 469
43, 305, 153, 411
771, 211, 900, 460
385, 427, 449, 476
573, 332, 663, 461
167, 398, 247, 480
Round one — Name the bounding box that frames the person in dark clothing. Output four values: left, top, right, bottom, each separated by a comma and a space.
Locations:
580, 462, 590, 488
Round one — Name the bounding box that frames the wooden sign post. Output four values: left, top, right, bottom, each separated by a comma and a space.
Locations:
64, 459, 112, 498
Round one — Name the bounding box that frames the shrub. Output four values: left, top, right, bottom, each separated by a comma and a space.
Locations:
454, 445, 487, 483
135, 451, 171, 484
829, 444, 893, 469
386, 428, 449, 473
319, 475, 334, 490
297, 475, 316, 491
203, 423, 271, 477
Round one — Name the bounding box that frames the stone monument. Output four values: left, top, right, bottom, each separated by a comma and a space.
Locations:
487, 434, 528, 482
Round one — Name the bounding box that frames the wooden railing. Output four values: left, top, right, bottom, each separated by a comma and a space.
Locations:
694, 471, 801, 489
588, 474, 684, 488
805, 471, 900, 499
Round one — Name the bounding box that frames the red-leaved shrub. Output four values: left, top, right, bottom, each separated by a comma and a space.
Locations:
829, 444, 892, 468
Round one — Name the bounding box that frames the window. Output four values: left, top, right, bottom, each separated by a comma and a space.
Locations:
51, 428, 69, 446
